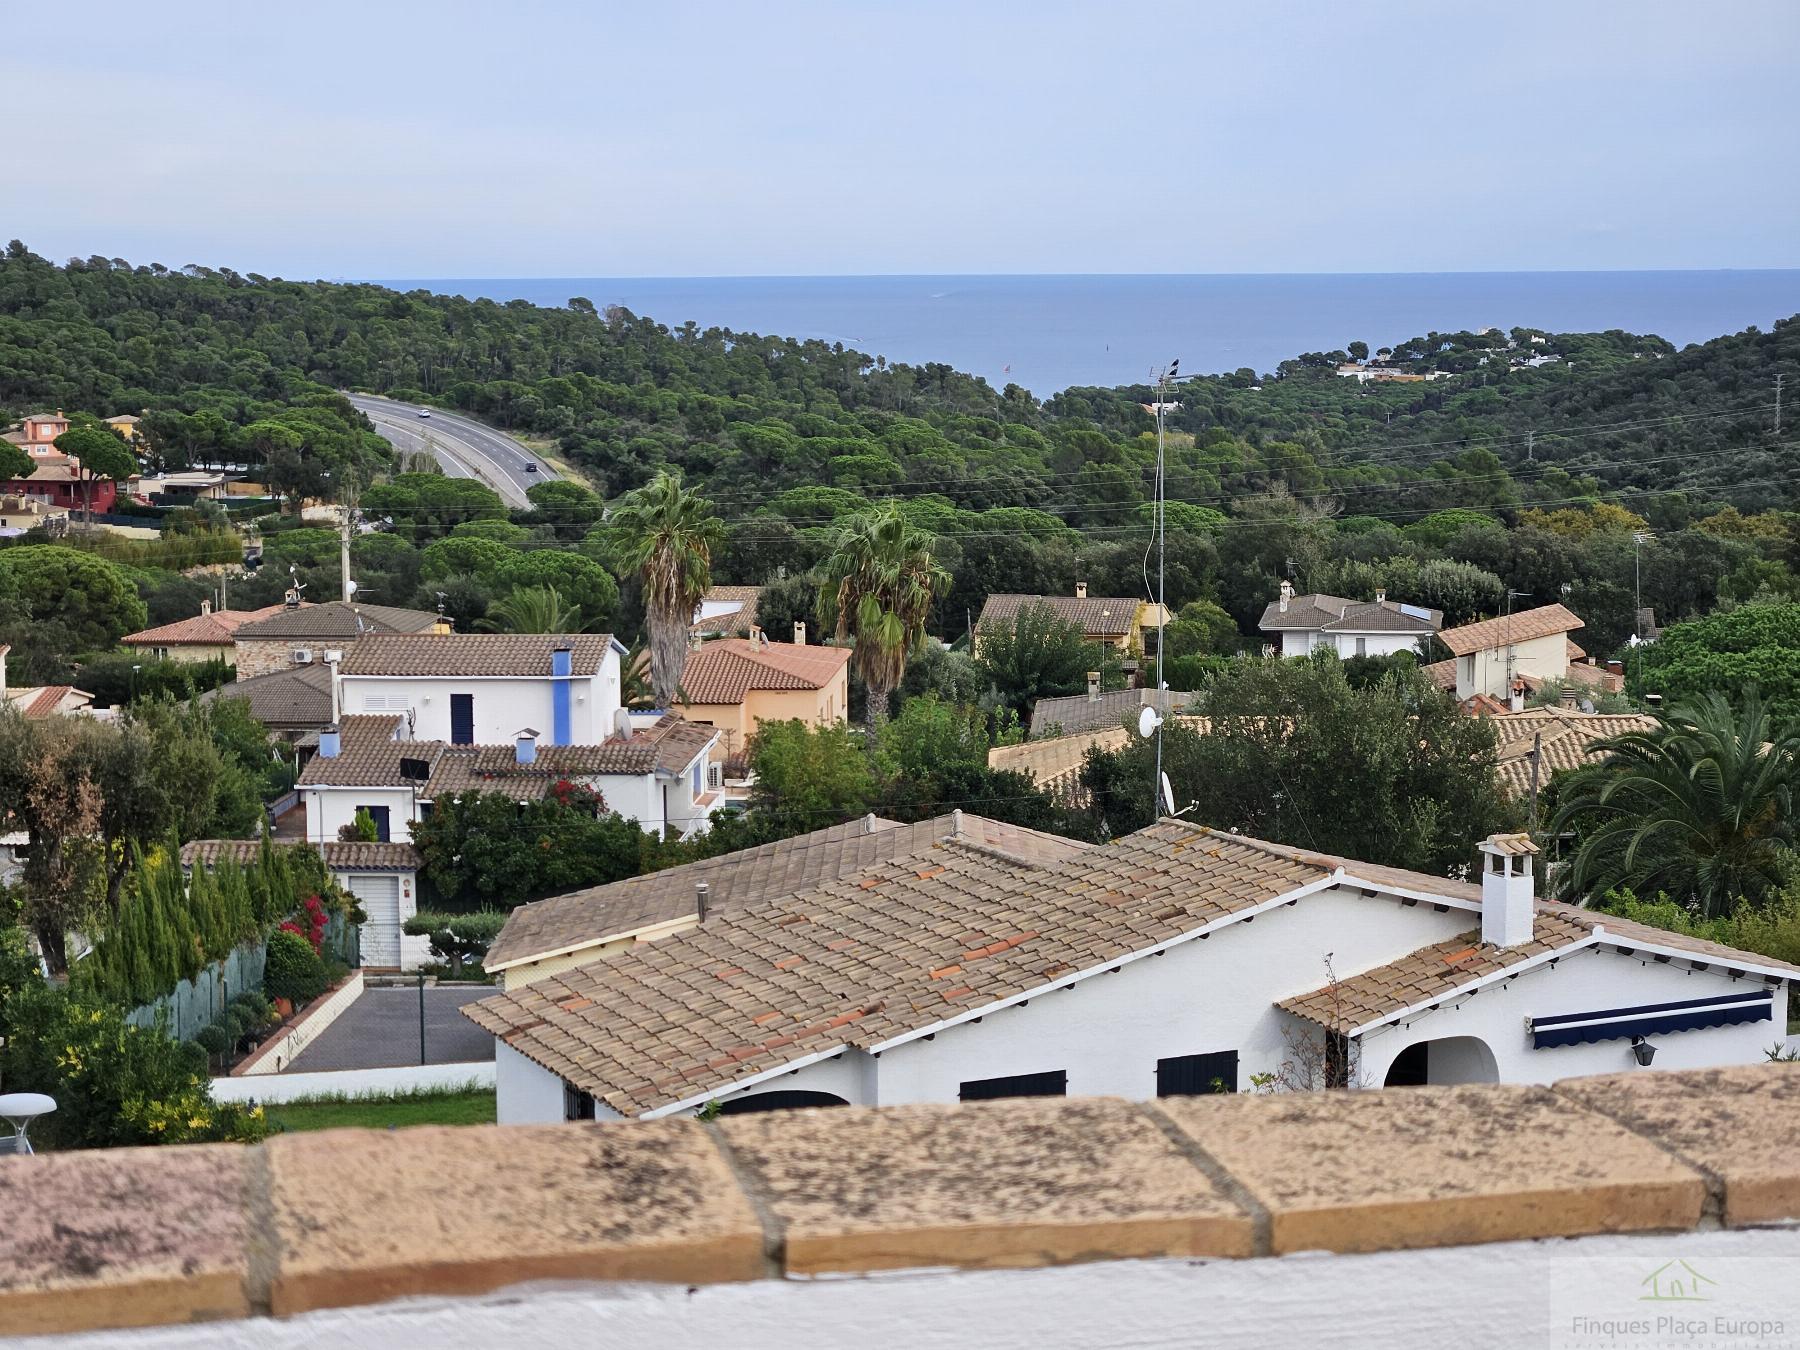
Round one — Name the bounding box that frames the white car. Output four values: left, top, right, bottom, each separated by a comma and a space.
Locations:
416, 408, 432, 419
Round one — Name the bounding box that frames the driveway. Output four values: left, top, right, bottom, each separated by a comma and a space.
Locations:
285, 986, 495, 1071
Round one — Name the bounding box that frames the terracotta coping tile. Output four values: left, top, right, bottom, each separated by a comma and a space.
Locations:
263, 1122, 764, 1316
718, 1098, 1254, 1274
1554, 1064, 1800, 1227
1156, 1084, 1705, 1255
0, 1143, 251, 1335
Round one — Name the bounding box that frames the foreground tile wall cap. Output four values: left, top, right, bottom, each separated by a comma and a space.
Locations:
0, 1065, 1795, 1338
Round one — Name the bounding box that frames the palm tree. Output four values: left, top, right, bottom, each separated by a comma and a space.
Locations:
477, 585, 585, 634
817, 505, 949, 734
1548, 689, 1800, 916
607, 471, 723, 707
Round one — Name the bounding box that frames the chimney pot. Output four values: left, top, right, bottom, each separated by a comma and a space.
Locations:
1559, 684, 1579, 709
1478, 834, 1537, 947
695, 881, 709, 923
1374, 588, 1386, 605
1075, 581, 1088, 600
1087, 670, 1101, 700
515, 729, 538, 765
794, 620, 807, 645
1278, 579, 1293, 613
200, 598, 213, 616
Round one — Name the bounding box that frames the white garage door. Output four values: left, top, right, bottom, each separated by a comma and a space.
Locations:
347, 874, 401, 969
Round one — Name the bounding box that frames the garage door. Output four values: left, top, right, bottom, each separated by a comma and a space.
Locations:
347, 874, 401, 969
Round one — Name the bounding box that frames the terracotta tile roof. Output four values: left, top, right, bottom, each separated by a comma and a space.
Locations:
976, 594, 1143, 641
295, 715, 426, 787
1520, 661, 1626, 696
989, 727, 1130, 802
465, 823, 1329, 1115
179, 839, 420, 871
486, 811, 1092, 972
690, 586, 763, 635
123, 604, 287, 648
1493, 711, 1660, 797
234, 601, 440, 641
1278, 913, 1596, 1033
5, 685, 92, 718
1259, 594, 1441, 634
1027, 688, 1197, 739
1437, 603, 1583, 656
676, 639, 850, 706
198, 663, 334, 728
339, 633, 614, 677
423, 717, 716, 799
1420, 657, 1458, 691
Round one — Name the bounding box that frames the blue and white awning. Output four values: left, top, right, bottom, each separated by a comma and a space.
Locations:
1530, 989, 1775, 1050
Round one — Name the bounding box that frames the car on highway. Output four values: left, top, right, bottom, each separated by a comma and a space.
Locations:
524, 463, 538, 473
416, 408, 432, 418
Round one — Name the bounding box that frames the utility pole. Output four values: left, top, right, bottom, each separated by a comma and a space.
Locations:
1526, 429, 1534, 462
1777, 373, 1785, 437
339, 503, 355, 603
1151, 359, 1179, 818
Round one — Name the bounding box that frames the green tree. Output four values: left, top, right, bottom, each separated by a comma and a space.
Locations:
0, 544, 147, 652
1548, 691, 1800, 916
746, 720, 875, 833
1635, 603, 1800, 723
1163, 599, 1240, 659
55, 423, 136, 522
410, 791, 652, 908
975, 601, 1118, 719
1081, 653, 1513, 873
817, 505, 950, 733
478, 584, 585, 633
0, 437, 31, 482
605, 471, 724, 708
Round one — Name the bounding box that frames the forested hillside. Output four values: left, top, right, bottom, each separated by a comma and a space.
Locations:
3, 241, 1797, 670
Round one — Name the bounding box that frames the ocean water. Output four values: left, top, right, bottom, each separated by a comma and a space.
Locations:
372, 272, 1800, 397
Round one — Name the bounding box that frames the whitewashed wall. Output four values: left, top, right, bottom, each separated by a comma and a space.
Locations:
304, 786, 418, 844
340, 672, 616, 746
212, 1061, 493, 1104
496, 1041, 573, 1124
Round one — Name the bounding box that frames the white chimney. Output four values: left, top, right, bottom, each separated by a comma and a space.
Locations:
200, 598, 213, 616
1374, 588, 1386, 605
1087, 671, 1101, 700
515, 728, 538, 765
1509, 679, 1526, 714
327, 650, 342, 723
1075, 581, 1088, 600
1478, 834, 1538, 947
793, 620, 806, 645
1278, 579, 1293, 613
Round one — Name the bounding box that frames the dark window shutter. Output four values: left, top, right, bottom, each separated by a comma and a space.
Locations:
1156, 1050, 1239, 1096
958, 1070, 1068, 1102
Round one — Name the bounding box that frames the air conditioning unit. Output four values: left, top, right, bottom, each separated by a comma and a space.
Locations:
292, 649, 314, 664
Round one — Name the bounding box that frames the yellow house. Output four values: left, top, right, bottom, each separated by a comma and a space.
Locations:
671, 636, 851, 764
974, 584, 1168, 656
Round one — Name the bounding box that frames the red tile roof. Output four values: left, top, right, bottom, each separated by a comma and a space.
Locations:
123, 604, 287, 648
1437, 604, 1583, 657
677, 639, 850, 705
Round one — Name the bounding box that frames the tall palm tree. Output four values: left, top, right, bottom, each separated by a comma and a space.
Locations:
477, 585, 586, 634
817, 505, 949, 734
607, 471, 723, 708
1548, 689, 1800, 916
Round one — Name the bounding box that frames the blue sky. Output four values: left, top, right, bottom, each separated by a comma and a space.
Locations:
7, 0, 1797, 278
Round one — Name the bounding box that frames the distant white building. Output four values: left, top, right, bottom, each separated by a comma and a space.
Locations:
1258, 581, 1441, 659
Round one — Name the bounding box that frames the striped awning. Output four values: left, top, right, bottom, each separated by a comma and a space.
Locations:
1530, 989, 1775, 1050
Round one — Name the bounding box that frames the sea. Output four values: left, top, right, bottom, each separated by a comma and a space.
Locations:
370, 271, 1800, 398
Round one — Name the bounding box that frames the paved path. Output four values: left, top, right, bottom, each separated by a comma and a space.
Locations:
285, 986, 495, 1071
345, 393, 555, 508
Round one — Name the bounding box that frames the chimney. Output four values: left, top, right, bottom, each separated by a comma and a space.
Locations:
551, 646, 572, 679
326, 649, 342, 723
1559, 683, 1579, 709
515, 728, 538, 765
1374, 587, 1386, 605
201, 598, 213, 617
1278, 579, 1293, 613
1478, 834, 1537, 947
319, 725, 341, 759
1605, 659, 1624, 677
1509, 678, 1525, 714
1087, 670, 1101, 700
1075, 581, 1088, 600
695, 881, 710, 923
793, 620, 807, 645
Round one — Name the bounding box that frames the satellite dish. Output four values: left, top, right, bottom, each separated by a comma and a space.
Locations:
1137, 705, 1163, 738
1160, 772, 1177, 817
346, 578, 360, 595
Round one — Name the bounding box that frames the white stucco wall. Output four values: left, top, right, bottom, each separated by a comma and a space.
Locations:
304, 786, 418, 844
1460, 630, 1569, 700
1354, 944, 1791, 1087
496, 1041, 570, 1125
340, 670, 617, 746
1276, 630, 1422, 660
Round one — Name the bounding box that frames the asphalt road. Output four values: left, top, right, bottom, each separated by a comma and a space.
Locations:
285, 987, 495, 1071
346, 393, 556, 509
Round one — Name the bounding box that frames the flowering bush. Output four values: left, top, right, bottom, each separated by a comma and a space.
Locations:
278, 894, 328, 956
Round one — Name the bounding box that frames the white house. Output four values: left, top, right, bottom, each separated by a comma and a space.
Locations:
180, 839, 429, 970
335, 633, 625, 746
1258, 581, 1441, 659
467, 821, 1795, 1124
1428, 603, 1585, 703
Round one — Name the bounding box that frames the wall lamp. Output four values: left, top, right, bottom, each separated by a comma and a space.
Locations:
1631, 1036, 1656, 1067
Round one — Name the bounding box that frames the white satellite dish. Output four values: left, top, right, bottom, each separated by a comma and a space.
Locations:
346, 578, 360, 595
1137, 705, 1163, 738
1160, 772, 1177, 817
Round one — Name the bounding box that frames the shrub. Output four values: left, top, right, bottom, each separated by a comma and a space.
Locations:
402, 910, 508, 978
231, 990, 273, 1027
264, 927, 329, 1005
192, 1024, 231, 1056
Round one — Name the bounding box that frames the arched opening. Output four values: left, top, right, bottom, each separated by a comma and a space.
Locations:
1383, 1036, 1499, 1087
714, 1090, 851, 1116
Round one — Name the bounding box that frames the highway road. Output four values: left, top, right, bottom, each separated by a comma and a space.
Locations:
346, 393, 557, 509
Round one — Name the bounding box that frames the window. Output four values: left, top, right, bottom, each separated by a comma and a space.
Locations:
564, 1084, 596, 1120
354, 804, 392, 842
1156, 1050, 1239, 1097
450, 693, 475, 745
1354, 637, 1367, 657
958, 1070, 1067, 1102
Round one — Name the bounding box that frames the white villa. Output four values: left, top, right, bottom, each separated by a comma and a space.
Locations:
1258, 581, 1441, 659
466, 819, 1794, 1124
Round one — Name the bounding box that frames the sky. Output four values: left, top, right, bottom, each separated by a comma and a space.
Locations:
7, 0, 1798, 279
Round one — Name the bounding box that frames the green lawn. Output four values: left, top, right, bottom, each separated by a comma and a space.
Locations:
266, 1089, 496, 1133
